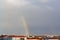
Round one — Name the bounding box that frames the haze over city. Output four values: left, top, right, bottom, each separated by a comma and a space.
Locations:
0, 0, 60, 35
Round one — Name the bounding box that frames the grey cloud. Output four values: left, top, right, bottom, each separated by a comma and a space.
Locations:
0, 0, 60, 35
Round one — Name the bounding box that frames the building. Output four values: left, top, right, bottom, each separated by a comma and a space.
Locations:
0, 35, 60, 40
0, 35, 25, 40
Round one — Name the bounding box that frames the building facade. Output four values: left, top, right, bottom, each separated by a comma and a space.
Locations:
0, 35, 60, 40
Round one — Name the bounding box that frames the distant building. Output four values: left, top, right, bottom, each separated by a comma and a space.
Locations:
0, 35, 60, 40
0, 35, 25, 40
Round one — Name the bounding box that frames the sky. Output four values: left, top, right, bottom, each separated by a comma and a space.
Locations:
0, 0, 60, 35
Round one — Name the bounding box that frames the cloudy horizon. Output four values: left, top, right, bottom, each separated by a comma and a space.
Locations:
0, 0, 60, 35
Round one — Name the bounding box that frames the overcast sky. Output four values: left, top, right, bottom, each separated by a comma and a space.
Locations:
0, 0, 60, 35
